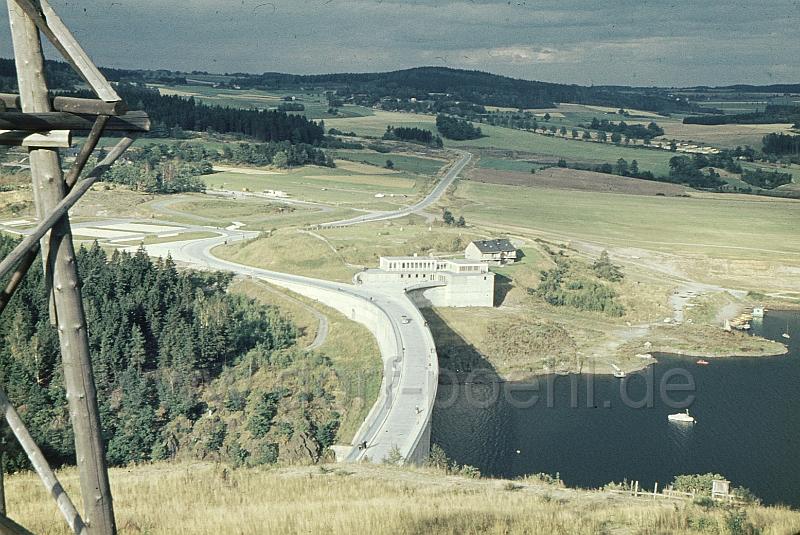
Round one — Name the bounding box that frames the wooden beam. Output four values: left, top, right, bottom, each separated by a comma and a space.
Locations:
0, 111, 149, 132
0, 129, 71, 148
0, 387, 86, 534
0, 117, 107, 316
6, 3, 117, 534
0, 514, 36, 535
53, 96, 126, 116
0, 135, 136, 282
0, 94, 127, 115
9, 0, 120, 102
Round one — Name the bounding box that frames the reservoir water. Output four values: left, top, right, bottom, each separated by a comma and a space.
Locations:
431, 310, 800, 506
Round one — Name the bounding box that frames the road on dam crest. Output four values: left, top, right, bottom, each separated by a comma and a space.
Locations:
140, 151, 476, 461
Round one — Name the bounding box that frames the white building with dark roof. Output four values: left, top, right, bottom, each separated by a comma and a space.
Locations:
465, 239, 518, 265
354, 255, 494, 307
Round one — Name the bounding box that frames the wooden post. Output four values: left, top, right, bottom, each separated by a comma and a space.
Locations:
0, 135, 136, 282
0, 387, 86, 533
6, 3, 116, 534
0, 440, 5, 517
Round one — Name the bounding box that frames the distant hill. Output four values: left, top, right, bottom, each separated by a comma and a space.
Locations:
0, 58, 794, 115
224, 66, 701, 113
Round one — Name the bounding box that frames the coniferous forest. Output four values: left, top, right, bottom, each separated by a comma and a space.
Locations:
0, 237, 342, 471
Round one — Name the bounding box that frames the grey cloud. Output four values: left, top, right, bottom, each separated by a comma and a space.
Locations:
0, 0, 794, 85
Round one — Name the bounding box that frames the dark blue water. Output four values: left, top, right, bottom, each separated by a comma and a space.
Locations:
432, 310, 800, 506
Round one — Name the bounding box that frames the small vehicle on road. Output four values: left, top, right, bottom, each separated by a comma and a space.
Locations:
400, 315, 411, 324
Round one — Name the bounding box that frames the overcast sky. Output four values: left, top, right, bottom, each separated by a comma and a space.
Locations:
0, 0, 797, 87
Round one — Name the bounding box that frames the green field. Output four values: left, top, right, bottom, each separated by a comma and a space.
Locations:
325, 110, 675, 176
451, 181, 800, 262
331, 150, 447, 176
151, 84, 374, 120
204, 165, 423, 210
476, 156, 551, 173
448, 123, 675, 176
326, 110, 438, 137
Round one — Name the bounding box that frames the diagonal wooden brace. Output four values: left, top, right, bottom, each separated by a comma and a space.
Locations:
0, 134, 136, 283
0, 386, 87, 534
9, 0, 120, 102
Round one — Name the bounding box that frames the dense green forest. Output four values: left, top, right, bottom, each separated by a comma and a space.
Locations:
435, 115, 483, 140
683, 105, 800, 126
64, 84, 326, 145
225, 67, 709, 113
667, 156, 726, 189
740, 168, 793, 189
762, 133, 800, 157
0, 237, 342, 470
382, 125, 442, 146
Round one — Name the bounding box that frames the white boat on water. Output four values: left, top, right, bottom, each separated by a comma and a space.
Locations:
668, 410, 695, 424
783, 333, 791, 339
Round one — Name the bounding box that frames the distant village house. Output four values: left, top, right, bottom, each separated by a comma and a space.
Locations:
465, 239, 518, 265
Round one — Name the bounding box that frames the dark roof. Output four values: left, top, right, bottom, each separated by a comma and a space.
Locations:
470, 239, 516, 253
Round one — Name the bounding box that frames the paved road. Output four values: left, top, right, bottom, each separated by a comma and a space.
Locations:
135, 230, 438, 464
318, 149, 471, 228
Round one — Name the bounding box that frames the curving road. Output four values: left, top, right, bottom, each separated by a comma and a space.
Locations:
135, 229, 438, 464
318, 149, 471, 228
97, 148, 473, 463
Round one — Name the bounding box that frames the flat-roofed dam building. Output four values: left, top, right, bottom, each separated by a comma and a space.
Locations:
354, 255, 494, 307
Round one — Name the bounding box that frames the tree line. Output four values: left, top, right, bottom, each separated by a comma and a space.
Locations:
762, 133, 800, 157
99, 141, 332, 193
0, 237, 343, 471
64, 84, 326, 145
436, 114, 483, 140
382, 125, 443, 146
585, 118, 664, 140
225, 67, 709, 113
684, 105, 800, 126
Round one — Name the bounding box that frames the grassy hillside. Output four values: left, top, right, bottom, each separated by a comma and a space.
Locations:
6, 462, 799, 534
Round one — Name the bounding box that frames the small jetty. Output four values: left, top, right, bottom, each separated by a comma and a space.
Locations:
727, 311, 754, 331
611, 363, 626, 378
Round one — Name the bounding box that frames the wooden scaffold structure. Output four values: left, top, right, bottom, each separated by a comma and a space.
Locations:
0, 1, 149, 533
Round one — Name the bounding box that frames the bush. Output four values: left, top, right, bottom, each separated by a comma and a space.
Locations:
383, 445, 403, 465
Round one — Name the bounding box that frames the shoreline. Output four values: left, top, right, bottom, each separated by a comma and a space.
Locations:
441, 331, 790, 385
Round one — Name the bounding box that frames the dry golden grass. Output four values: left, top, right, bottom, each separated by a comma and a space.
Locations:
215, 230, 358, 282
6, 462, 800, 535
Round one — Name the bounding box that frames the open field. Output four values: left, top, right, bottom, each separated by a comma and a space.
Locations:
467, 167, 694, 196
152, 83, 375, 119
326, 110, 438, 137
7, 462, 800, 535
448, 123, 676, 176
326, 110, 676, 175
331, 150, 448, 176
216, 231, 358, 282
656, 122, 796, 149
204, 164, 424, 210
214, 219, 485, 283
448, 181, 800, 268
